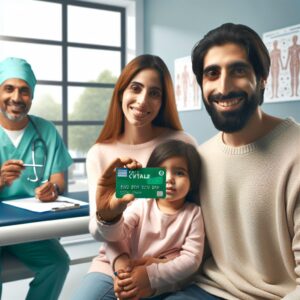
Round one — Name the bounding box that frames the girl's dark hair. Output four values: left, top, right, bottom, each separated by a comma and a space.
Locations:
146, 140, 201, 205
191, 23, 270, 104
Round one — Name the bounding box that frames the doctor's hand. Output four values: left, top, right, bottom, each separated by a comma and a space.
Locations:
96, 157, 141, 223
0, 160, 24, 189
35, 181, 58, 202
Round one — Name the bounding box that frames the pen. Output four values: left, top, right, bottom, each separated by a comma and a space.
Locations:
51, 204, 80, 212
23, 163, 44, 167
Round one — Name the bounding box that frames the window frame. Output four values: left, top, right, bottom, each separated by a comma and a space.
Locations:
0, 0, 127, 191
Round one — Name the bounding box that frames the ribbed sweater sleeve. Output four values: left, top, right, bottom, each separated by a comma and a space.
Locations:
95, 201, 140, 242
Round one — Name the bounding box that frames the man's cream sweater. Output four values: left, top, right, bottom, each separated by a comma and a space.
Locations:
196, 118, 300, 300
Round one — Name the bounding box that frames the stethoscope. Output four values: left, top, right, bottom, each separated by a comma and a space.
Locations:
27, 116, 48, 183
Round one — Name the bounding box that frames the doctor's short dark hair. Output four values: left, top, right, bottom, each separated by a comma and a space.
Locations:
146, 140, 201, 205
191, 23, 270, 103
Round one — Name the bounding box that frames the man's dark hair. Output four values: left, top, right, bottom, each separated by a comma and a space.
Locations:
191, 23, 270, 104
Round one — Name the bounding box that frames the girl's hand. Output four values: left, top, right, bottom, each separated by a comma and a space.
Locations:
114, 268, 139, 300
96, 157, 141, 222
116, 266, 155, 299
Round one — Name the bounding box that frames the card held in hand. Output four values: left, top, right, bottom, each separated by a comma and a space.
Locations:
116, 168, 166, 199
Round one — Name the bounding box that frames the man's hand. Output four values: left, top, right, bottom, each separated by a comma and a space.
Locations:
96, 157, 141, 222
35, 181, 58, 202
0, 160, 24, 188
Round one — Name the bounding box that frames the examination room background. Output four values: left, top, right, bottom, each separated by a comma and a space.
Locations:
3, 0, 300, 299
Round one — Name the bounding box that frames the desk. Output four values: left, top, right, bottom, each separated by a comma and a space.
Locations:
1, 191, 95, 283
0, 192, 90, 247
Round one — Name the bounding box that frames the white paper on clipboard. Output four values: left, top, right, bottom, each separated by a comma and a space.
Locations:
2, 196, 88, 213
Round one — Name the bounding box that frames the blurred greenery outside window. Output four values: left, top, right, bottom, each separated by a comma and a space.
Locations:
0, 0, 125, 192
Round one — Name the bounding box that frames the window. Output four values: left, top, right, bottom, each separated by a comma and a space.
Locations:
0, 0, 127, 192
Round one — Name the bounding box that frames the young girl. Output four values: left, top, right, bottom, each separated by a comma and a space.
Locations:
95, 139, 205, 300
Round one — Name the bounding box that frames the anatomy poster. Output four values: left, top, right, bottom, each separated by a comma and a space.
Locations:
263, 24, 300, 103
174, 56, 202, 111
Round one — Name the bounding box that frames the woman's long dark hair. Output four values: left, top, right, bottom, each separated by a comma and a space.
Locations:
97, 54, 183, 143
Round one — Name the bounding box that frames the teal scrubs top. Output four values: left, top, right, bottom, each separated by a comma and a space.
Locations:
0, 115, 73, 199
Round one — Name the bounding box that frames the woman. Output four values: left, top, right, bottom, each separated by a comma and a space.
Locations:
73, 54, 197, 300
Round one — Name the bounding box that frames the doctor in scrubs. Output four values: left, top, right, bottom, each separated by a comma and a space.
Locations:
0, 57, 73, 300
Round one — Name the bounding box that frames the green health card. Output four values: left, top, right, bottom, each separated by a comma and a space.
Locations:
116, 168, 166, 198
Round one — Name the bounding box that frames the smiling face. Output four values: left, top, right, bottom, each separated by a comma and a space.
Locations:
202, 43, 263, 133
159, 156, 190, 210
0, 78, 32, 127
122, 68, 162, 131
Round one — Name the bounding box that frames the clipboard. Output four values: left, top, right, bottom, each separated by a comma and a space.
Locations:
2, 196, 88, 213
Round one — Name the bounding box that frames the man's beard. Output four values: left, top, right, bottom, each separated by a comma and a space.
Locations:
1, 100, 29, 122
203, 89, 261, 133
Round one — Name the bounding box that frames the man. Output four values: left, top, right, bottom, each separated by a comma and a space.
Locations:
187, 23, 299, 299
0, 57, 73, 300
